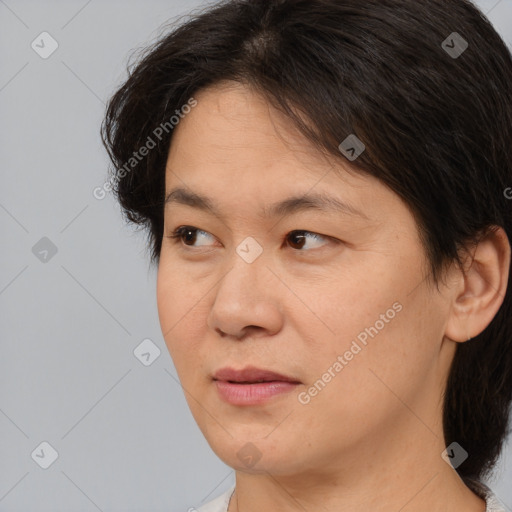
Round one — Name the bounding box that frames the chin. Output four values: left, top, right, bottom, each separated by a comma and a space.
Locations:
206, 433, 301, 475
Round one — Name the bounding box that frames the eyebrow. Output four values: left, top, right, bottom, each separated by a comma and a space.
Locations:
164, 187, 369, 221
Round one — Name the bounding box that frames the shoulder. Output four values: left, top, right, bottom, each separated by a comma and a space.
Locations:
192, 485, 236, 512
464, 478, 506, 512
485, 490, 507, 512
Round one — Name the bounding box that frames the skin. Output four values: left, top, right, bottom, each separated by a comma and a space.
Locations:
156, 80, 510, 512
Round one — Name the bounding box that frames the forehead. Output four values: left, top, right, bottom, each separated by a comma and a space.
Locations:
165, 81, 367, 190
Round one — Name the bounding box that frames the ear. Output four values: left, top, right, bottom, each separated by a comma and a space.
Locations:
444, 226, 511, 343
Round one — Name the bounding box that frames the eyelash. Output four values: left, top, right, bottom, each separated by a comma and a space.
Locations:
166, 226, 337, 252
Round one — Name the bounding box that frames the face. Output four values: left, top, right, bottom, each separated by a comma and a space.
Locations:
157, 81, 456, 478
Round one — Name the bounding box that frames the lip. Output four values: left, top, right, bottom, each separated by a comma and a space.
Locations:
212, 366, 301, 406
212, 365, 301, 384
214, 381, 300, 405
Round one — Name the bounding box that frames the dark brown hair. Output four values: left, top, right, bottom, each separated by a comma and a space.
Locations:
101, 0, 512, 484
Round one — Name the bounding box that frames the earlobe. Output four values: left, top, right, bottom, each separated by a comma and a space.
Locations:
444, 226, 511, 343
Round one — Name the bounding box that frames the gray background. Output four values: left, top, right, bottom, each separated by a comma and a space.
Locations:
1, 1, 511, 511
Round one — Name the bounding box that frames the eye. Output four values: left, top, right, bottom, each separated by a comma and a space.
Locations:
286, 230, 330, 251
167, 226, 217, 248
167, 226, 333, 251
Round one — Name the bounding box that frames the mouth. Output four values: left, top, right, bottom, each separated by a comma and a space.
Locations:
212, 365, 301, 384
227, 380, 280, 384
212, 366, 301, 405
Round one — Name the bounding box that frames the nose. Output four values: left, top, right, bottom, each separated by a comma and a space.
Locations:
206, 251, 284, 340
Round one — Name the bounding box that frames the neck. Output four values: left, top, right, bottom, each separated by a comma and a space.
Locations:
226, 430, 486, 512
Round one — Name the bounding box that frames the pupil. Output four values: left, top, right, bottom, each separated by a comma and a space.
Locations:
291, 232, 305, 249
184, 229, 196, 244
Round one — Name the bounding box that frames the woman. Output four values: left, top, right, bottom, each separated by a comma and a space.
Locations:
101, 1, 512, 510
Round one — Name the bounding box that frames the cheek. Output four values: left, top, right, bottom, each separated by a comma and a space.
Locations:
298, 255, 441, 412
156, 265, 179, 338
157, 265, 192, 354
157, 253, 205, 330
300, 280, 443, 435
156, 261, 212, 376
